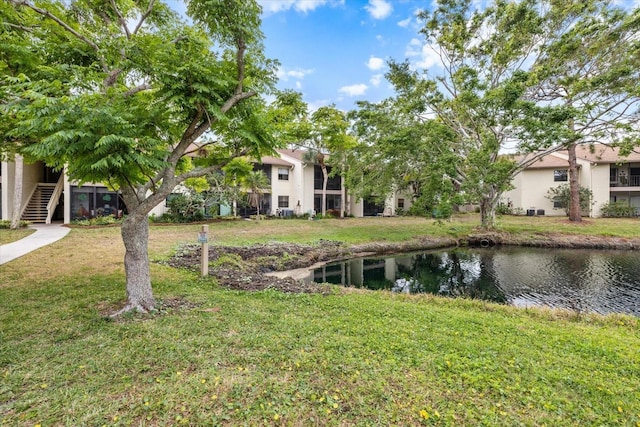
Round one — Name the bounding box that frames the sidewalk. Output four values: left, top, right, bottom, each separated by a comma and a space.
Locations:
0, 223, 71, 265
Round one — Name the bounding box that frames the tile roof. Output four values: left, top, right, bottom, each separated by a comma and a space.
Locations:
518, 144, 640, 169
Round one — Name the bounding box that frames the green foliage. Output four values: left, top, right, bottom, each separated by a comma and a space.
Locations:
1, 0, 280, 307
0, 219, 30, 229
71, 215, 123, 227
167, 193, 206, 223
546, 184, 593, 215
372, 0, 640, 229
600, 201, 638, 218
1, 220, 640, 425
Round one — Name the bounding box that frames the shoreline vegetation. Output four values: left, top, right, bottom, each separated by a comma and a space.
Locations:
1, 215, 639, 426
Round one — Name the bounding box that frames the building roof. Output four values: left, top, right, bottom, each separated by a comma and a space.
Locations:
277, 148, 307, 162
260, 155, 294, 168
569, 144, 640, 163
521, 154, 570, 169
518, 144, 640, 170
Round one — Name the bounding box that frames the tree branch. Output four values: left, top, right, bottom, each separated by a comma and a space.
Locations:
10, 0, 108, 73
109, 0, 131, 38
123, 83, 152, 97
133, 0, 156, 35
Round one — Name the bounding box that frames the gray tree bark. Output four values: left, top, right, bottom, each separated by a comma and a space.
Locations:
10, 155, 23, 230
115, 213, 155, 314
567, 142, 582, 222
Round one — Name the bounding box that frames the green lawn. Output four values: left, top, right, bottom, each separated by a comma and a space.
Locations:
0, 227, 35, 245
1, 215, 639, 426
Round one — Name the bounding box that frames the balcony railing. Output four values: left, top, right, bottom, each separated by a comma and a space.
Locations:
610, 175, 640, 187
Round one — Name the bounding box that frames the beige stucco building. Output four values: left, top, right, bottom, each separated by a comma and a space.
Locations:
503, 144, 640, 217
1, 148, 410, 224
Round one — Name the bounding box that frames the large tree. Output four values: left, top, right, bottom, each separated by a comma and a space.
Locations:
385, 0, 639, 228
528, 1, 640, 221
347, 99, 460, 217
3, 0, 278, 314
270, 90, 355, 217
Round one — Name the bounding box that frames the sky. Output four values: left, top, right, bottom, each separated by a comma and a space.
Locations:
167, 0, 639, 112
258, 0, 433, 111
167, 0, 437, 112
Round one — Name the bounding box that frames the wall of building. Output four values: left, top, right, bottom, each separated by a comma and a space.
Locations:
506, 168, 562, 216
588, 163, 610, 217
1, 160, 44, 221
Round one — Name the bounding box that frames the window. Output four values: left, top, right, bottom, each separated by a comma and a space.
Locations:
554, 170, 568, 182
278, 168, 289, 181
397, 198, 405, 209
278, 196, 289, 208
553, 200, 563, 209
610, 167, 618, 183
71, 185, 122, 220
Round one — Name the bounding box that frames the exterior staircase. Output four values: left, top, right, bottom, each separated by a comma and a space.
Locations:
21, 183, 56, 223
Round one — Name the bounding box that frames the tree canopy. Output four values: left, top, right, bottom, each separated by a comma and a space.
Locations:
1, 0, 279, 313
351, 0, 640, 228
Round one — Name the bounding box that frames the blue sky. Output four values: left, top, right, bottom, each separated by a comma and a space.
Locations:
167, 0, 434, 111
259, 0, 431, 111
169, 0, 638, 112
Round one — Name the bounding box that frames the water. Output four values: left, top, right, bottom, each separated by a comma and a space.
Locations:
311, 247, 640, 317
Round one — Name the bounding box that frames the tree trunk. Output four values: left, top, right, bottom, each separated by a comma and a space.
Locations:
10, 154, 23, 230
340, 181, 346, 218
116, 213, 155, 315
321, 165, 328, 216
479, 188, 499, 229
567, 142, 582, 222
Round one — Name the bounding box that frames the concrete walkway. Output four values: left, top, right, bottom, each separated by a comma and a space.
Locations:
0, 223, 71, 265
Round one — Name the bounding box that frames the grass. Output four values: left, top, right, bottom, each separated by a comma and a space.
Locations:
0, 228, 35, 245
1, 215, 639, 426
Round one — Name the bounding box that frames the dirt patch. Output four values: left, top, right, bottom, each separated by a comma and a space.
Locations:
166, 238, 457, 293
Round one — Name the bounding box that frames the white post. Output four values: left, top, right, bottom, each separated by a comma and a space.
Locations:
199, 224, 209, 277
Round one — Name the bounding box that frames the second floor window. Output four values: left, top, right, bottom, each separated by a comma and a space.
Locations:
554, 170, 568, 182
278, 168, 289, 181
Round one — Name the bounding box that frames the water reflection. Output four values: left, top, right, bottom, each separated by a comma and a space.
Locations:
310, 247, 640, 317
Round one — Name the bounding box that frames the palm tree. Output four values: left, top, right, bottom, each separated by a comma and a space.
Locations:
243, 170, 271, 219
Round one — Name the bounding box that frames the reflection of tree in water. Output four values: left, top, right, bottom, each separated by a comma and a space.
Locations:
394, 250, 506, 303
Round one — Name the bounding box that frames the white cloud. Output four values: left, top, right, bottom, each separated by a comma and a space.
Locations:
365, 0, 392, 20
370, 74, 383, 87
307, 99, 332, 112
338, 83, 368, 96
277, 66, 314, 81
259, 0, 344, 15
397, 17, 411, 28
366, 56, 385, 71
405, 38, 441, 70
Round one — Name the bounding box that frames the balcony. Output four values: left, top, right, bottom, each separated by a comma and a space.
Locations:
610, 175, 640, 188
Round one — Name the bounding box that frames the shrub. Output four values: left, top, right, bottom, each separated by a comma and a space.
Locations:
0, 220, 30, 229
72, 215, 122, 226
546, 184, 593, 215
600, 201, 638, 218
167, 193, 205, 223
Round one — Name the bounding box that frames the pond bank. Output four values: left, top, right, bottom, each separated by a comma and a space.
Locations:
167, 232, 640, 294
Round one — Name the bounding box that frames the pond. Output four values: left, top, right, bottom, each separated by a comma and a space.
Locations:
310, 247, 640, 317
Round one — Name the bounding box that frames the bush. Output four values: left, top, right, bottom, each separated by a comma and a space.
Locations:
600, 201, 638, 218
546, 184, 593, 215
496, 202, 514, 215
0, 220, 30, 229
167, 194, 205, 223
72, 215, 122, 226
